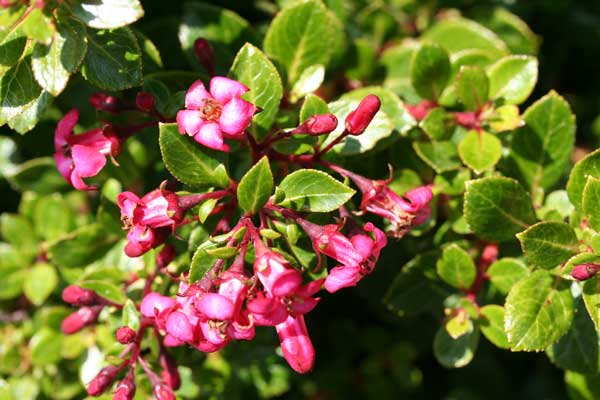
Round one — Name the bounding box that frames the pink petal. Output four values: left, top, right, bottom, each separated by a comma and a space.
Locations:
193, 122, 229, 152
176, 109, 204, 136
227, 312, 255, 340
54, 152, 73, 183
166, 311, 194, 342
71, 145, 106, 178
69, 129, 111, 154
324, 266, 362, 293
200, 320, 229, 346
291, 296, 319, 315
295, 279, 324, 298
55, 109, 78, 150
209, 76, 248, 104
276, 315, 315, 374
140, 293, 176, 318
218, 97, 255, 136
163, 334, 184, 347
185, 80, 212, 110
196, 293, 234, 321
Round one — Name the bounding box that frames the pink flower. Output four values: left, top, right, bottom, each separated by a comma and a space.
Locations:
87, 365, 121, 396
254, 240, 302, 297
276, 315, 315, 374
54, 109, 120, 190
140, 292, 177, 318
324, 222, 387, 293
176, 77, 255, 152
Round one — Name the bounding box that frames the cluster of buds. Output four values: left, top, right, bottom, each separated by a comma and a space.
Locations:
60, 285, 108, 334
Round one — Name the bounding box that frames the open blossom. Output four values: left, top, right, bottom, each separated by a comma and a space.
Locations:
117, 189, 183, 257
54, 109, 120, 190
253, 239, 302, 297
176, 77, 255, 152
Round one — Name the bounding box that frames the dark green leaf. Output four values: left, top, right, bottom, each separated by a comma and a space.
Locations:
158, 122, 230, 188
189, 246, 218, 283
237, 156, 274, 215
82, 27, 142, 91
516, 221, 579, 269
4, 157, 67, 193
0, 56, 42, 124
504, 270, 573, 351
413, 140, 462, 173
410, 44, 450, 101
47, 224, 118, 268
275, 169, 354, 212
464, 176, 536, 242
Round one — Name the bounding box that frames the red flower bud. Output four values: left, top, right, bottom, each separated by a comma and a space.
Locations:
62, 285, 100, 306
294, 114, 338, 136
571, 263, 600, 281
405, 100, 436, 121
345, 94, 381, 135
152, 382, 176, 400
61, 306, 103, 334
159, 351, 181, 390
116, 326, 137, 344
156, 244, 176, 269
454, 111, 481, 131
136, 92, 155, 112
87, 365, 121, 396
193, 38, 215, 75
113, 371, 136, 400
90, 92, 119, 112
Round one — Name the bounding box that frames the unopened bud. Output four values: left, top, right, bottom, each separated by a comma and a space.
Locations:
62, 285, 100, 306
90, 92, 119, 112
34, 0, 45, 8
193, 38, 215, 75
571, 263, 600, 281
159, 351, 181, 390
116, 326, 136, 344
152, 382, 176, 400
294, 114, 338, 136
345, 94, 381, 135
156, 245, 176, 269
135, 92, 155, 112
113, 371, 136, 400
87, 365, 121, 396
454, 111, 481, 131
61, 306, 103, 334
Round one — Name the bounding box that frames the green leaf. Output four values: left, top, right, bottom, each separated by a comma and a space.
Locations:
0, 214, 37, 260
433, 322, 479, 368
198, 198, 218, 224
0, 56, 42, 124
299, 94, 329, 122
122, 299, 140, 330
423, 17, 509, 57
4, 157, 67, 193
458, 130, 502, 173
290, 64, 324, 102
487, 257, 529, 294
565, 371, 600, 400
263, 0, 343, 85
516, 221, 579, 269
33, 194, 76, 241
0, 28, 27, 68
455, 66, 489, 111
507, 91, 575, 192
72, 0, 144, 29
29, 328, 62, 366
413, 140, 462, 173
158, 123, 230, 188
583, 176, 600, 231
189, 246, 218, 283
21, 9, 54, 45
583, 276, 600, 332
229, 43, 283, 139
568, 149, 600, 211
384, 251, 452, 317
47, 224, 118, 268
178, 2, 253, 75
445, 313, 473, 339
487, 55, 538, 105
0, 265, 25, 300
464, 176, 536, 242
133, 29, 162, 73
275, 169, 354, 212
79, 280, 126, 305
31, 10, 87, 96
548, 299, 600, 374
479, 304, 509, 349
205, 246, 238, 259
23, 263, 57, 306
380, 42, 420, 103
488, 104, 523, 132
504, 269, 573, 351
436, 244, 476, 289
420, 108, 452, 140
237, 157, 274, 215
82, 27, 142, 91
410, 43, 450, 101
482, 8, 539, 55
7, 90, 52, 134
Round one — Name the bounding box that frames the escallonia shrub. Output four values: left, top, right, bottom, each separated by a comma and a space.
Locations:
1, 0, 600, 399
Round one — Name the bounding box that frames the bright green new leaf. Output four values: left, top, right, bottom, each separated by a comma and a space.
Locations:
568, 149, 600, 211
23, 263, 57, 306
420, 108, 452, 140
487, 55, 538, 105
237, 157, 274, 215
0, 213, 38, 260
290, 64, 325, 102
122, 299, 140, 330
479, 305, 509, 349
458, 130, 502, 173
29, 328, 62, 366
72, 0, 144, 29
455, 66, 489, 111
487, 258, 529, 294
299, 94, 329, 122
79, 280, 126, 305
583, 176, 600, 231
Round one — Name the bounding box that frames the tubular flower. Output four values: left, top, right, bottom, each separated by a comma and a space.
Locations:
275, 315, 316, 374
254, 239, 302, 297
54, 109, 120, 190
176, 77, 255, 152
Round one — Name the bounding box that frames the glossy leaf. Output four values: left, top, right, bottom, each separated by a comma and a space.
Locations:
237, 156, 274, 215
436, 244, 476, 289
413, 140, 462, 173
72, 0, 144, 29
410, 44, 451, 101
568, 149, 600, 211
433, 322, 479, 368
487, 55, 538, 105
487, 258, 529, 294
516, 221, 579, 269
583, 176, 600, 231
455, 66, 489, 111
458, 130, 502, 173
479, 305, 509, 349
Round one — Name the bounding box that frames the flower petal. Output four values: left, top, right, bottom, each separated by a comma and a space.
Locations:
185, 80, 212, 110
209, 77, 248, 104
324, 265, 362, 293
55, 109, 78, 150
54, 153, 73, 183
140, 292, 176, 317
193, 122, 229, 152
71, 145, 106, 178
219, 97, 255, 136
275, 315, 315, 374
196, 293, 235, 321
176, 109, 204, 136
166, 311, 194, 342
